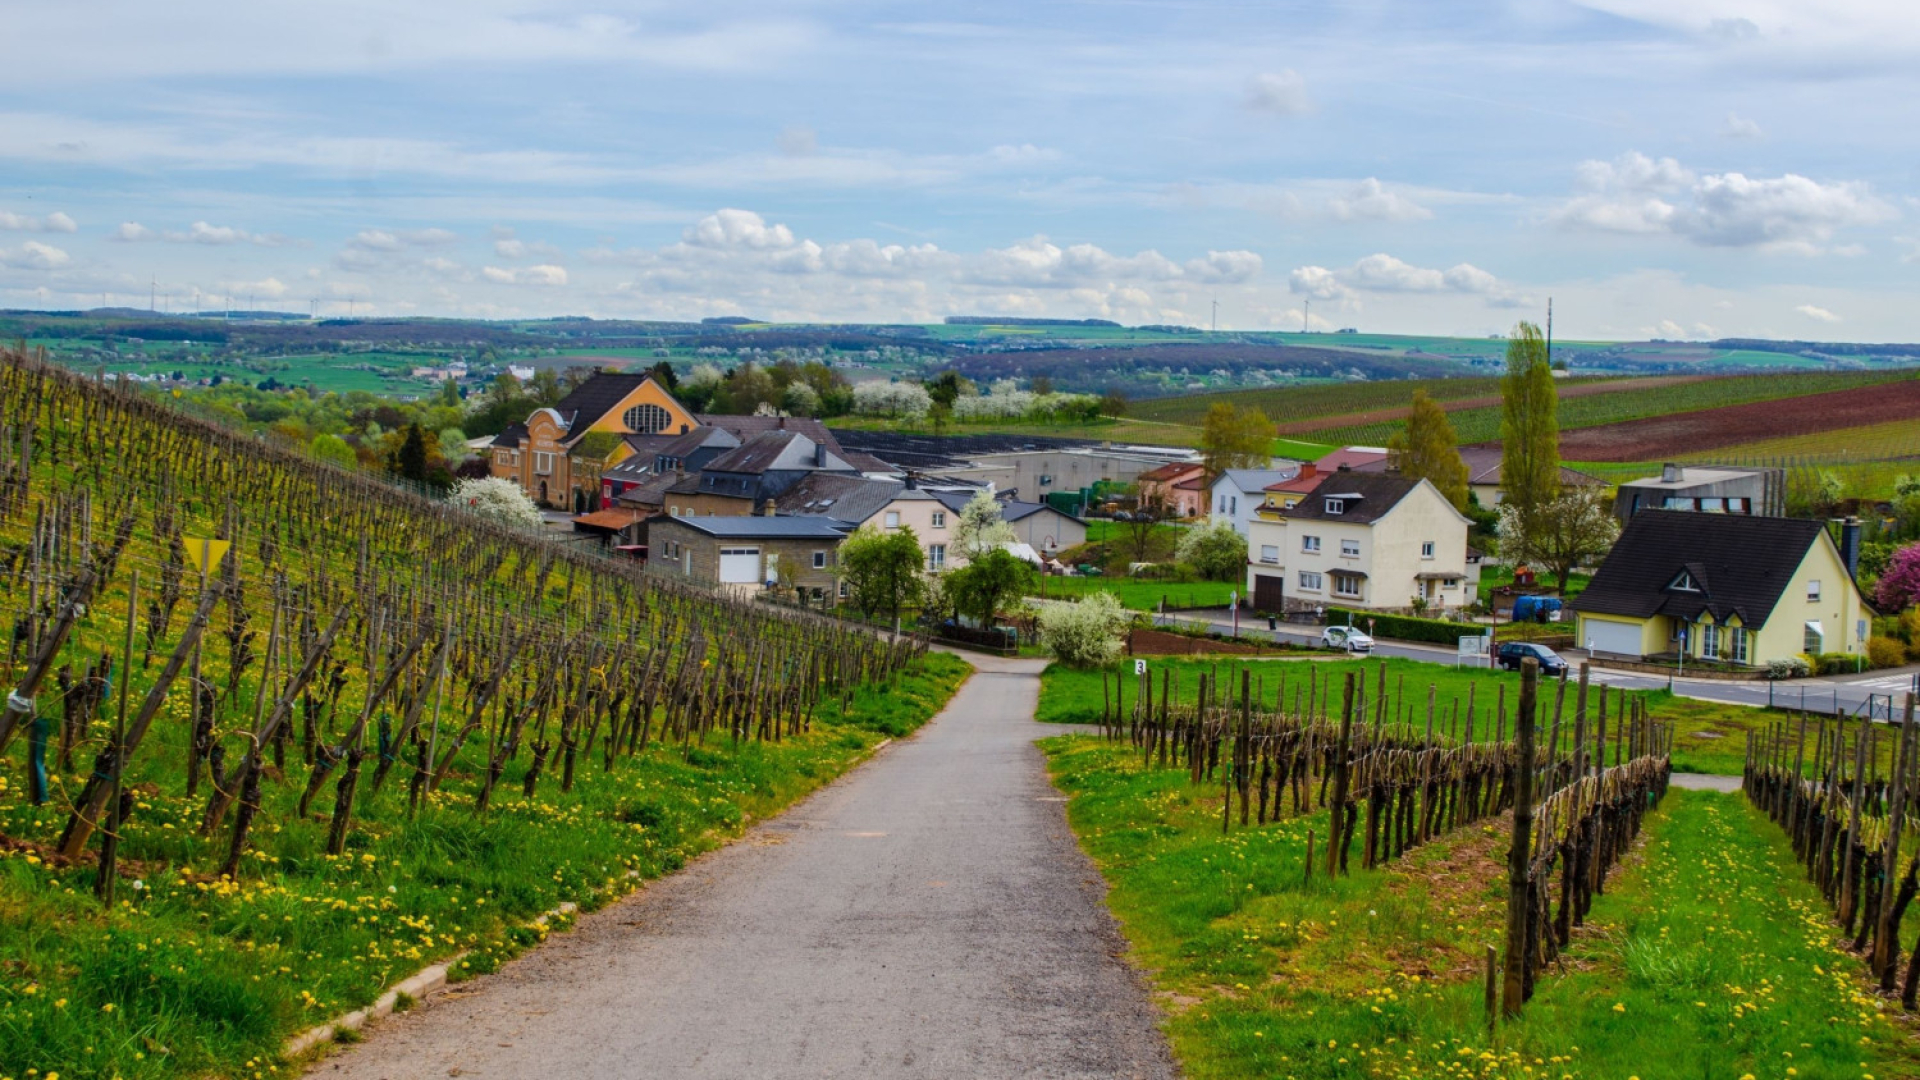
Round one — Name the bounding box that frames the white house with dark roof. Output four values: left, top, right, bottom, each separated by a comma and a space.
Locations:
1210, 466, 1300, 536
1245, 469, 1475, 614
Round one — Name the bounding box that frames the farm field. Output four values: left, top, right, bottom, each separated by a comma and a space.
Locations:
1131, 377, 1507, 428
1709, 416, 1920, 461
1552, 375, 1920, 461
1041, 733, 1920, 1080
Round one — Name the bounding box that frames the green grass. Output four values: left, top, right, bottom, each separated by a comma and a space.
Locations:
0, 652, 971, 1080
1708, 348, 1827, 369
1030, 577, 1239, 611
1481, 567, 1591, 598
1131, 378, 1507, 428
1272, 437, 1339, 460
1042, 736, 1920, 1080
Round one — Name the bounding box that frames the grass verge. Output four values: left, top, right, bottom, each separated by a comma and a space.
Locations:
1042, 734, 1920, 1080
0, 652, 971, 1080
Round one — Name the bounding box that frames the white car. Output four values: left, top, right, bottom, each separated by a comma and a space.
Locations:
1321, 625, 1375, 652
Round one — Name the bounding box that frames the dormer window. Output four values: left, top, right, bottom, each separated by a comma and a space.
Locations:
1669, 570, 1700, 593
1324, 498, 1346, 515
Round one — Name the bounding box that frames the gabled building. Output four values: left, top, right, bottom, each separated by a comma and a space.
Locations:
488, 372, 698, 508
1210, 467, 1300, 536
1352, 446, 1601, 508
1256, 463, 1328, 518
778, 474, 956, 571
1138, 461, 1207, 518
647, 514, 852, 595
1245, 470, 1475, 614
1570, 511, 1869, 666
665, 431, 858, 517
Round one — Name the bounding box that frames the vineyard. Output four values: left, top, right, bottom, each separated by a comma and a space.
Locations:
0, 346, 956, 1079
1040, 655, 1920, 1078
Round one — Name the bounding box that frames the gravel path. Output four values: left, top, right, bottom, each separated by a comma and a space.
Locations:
1670, 772, 1742, 792
310, 653, 1174, 1080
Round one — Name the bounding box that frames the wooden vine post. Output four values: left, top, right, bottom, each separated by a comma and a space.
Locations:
1501, 657, 1538, 1018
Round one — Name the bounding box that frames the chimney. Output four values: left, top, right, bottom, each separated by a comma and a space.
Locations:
813, 440, 826, 468
761, 498, 778, 517
1662, 463, 1682, 483
1841, 516, 1861, 579
905, 473, 918, 490
1336, 462, 1351, 472
778, 416, 786, 429
1297, 463, 1317, 480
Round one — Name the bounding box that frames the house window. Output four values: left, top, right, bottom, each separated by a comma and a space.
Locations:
1230, 496, 1238, 515
838, 580, 849, 599
1324, 498, 1346, 514
622, 403, 673, 434
1700, 622, 1720, 660
929, 544, 947, 571
1259, 544, 1279, 564
1302, 535, 1321, 553
1298, 571, 1323, 592
1670, 570, 1699, 592
1807, 580, 1821, 602
885, 511, 901, 529
1700, 497, 1725, 512
1340, 539, 1360, 558
1729, 498, 1750, 513
1732, 628, 1750, 664
1421, 541, 1435, 560
1332, 573, 1363, 598
931, 511, 946, 528
1038, 475, 1053, 487
533, 451, 555, 475
812, 551, 827, 570
1805, 622, 1824, 653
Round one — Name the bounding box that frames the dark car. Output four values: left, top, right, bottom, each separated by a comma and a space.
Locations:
1497, 641, 1568, 675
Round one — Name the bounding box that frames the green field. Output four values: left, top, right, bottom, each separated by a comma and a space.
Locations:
1040, 733, 1920, 1080
1031, 576, 1239, 611
1131, 377, 1508, 428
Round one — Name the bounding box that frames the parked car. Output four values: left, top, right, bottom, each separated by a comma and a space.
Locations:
1321, 625, 1375, 652
1497, 641, 1568, 675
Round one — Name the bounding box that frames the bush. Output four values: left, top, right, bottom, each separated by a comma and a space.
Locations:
1810, 652, 1862, 676
1175, 518, 1247, 582
1868, 637, 1907, 669
1766, 656, 1812, 679
1326, 607, 1473, 646
449, 476, 544, 529
1036, 592, 1131, 667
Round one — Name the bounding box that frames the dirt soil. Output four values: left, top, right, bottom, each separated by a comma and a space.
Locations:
1527, 379, 1920, 461
1277, 375, 1711, 437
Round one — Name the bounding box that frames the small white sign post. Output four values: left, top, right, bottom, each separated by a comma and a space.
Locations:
1135, 659, 1148, 676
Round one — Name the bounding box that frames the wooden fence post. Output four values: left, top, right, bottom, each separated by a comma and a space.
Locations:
1502, 658, 1538, 1017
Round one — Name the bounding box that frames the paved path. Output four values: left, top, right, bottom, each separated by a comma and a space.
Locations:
1670, 773, 1742, 793
312, 653, 1174, 1080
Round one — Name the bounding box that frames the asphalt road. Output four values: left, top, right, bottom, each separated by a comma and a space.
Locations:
311, 653, 1174, 1080
1167, 609, 1920, 721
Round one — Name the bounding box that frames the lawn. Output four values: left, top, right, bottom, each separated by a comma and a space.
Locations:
1042, 735, 1920, 1080
1030, 576, 1240, 611
1038, 653, 1878, 777
1480, 566, 1591, 598
0, 652, 971, 1080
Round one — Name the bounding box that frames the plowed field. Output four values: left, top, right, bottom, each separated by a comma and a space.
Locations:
1536, 378, 1920, 460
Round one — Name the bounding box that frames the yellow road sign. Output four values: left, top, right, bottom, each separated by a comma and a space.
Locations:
182, 537, 231, 576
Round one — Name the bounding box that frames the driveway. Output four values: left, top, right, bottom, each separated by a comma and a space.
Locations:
310, 652, 1174, 1080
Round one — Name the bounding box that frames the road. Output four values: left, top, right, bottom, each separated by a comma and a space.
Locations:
310, 653, 1174, 1080
1164, 608, 1920, 721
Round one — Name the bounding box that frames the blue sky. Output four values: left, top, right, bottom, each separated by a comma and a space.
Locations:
1, 0, 1914, 339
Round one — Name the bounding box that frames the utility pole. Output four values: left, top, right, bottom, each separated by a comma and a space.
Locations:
1546, 297, 1553, 369
1303, 299, 1311, 334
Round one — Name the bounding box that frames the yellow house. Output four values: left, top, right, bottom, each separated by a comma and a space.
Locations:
1571, 511, 1871, 666
489, 373, 697, 508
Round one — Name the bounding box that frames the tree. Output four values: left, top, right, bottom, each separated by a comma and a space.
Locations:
1496, 486, 1617, 595
1875, 543, 1920, 613
1175, 517, 1249, 582
925, 371, 968, 410
1030, 374, 1053, 395
438, 377, 462, 408
310, 433, 357, 469
527, 369, 564, 407
645, 360, 679, 392
1121, 493, 1164, 565
1098, 388, 1129, 418
1200, 403, 1272, 481
1388, 390, 1470, 511
393, 422, 431, 483
1499, 321, 1561, 540
837, 525, 927, 623
947, 548, 1034, 628
450, 476, 543, 530
953, 490, 1017, 560
1037, 592, 1130, 667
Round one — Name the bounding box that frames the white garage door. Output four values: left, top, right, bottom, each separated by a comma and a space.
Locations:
1583, 618, 1642, 658
718, 547, 761, 584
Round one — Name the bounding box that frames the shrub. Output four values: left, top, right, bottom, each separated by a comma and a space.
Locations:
1036, 592, 1131, 667
1175, 518, 1247, 581
1326, 607, 1472, 646
1874, 543, 1920, 611
1811, 652, 1861, 676
1868, 637, 1907, 669
449, 476, 544, 529
1766, 656, 1811, 679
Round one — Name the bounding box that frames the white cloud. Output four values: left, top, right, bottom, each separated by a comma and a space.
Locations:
1722, 112, 1764, 139
1327, 179, 1433, 223
351, 227, 458, 251
1293, 253, 1507, 299
683, 208, 797, 251
112, 222, 151, 242
482, 264, 568, 287
1288, 265, 1351, 301
1245, 70, 1312, 116
0, 209, 76, 233
777, 126, 818, 157
111, 219, 284, 246
1554, 151, 1896, 252
0, 241, 71, 270
1795, 303, 1840, 322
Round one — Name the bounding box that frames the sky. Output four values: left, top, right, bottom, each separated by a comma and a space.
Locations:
1, 0, 1915, 340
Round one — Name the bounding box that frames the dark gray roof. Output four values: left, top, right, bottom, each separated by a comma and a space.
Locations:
614, 471, 682, 507
705, 432, 849, 476
699, 414, 842, 452
1001, 499, 1082, 524
652, 515, 852, 540
1353, 447, 1600, 488
1280, 472, 1423, 524
655, 425, 738, 460
491, 421, 528, 449
776, 473, 905, 524
1570, 511, 1834, 626
551, 373, 654, 431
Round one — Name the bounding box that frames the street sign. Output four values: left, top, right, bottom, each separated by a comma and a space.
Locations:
1457, 634, 1491, 668
181, 537, 230, 577
1134, 659, 1147, 676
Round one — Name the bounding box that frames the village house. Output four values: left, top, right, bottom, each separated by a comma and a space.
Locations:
1137, 461, 1208, 518
926, 490, 1088, 560
1245, 470, 1476, 615
1611, 463, 1783, 522
1570, 512, 1870, 666
777, 473, 956, 571
1256, 462, 1328, 518
647, 514, 851, 596
1210, 467, 1299, 536
488, 372, 697, 508
659, 431, 859, 518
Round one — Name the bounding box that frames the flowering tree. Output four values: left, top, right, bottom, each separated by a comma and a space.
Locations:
450, 476, 544, 530
852, 380, 932, 419
1176, 517, 1248, 581
1875, 542, 1920, 612
1037, 591, 1130, 667
953, 490, 1017, 560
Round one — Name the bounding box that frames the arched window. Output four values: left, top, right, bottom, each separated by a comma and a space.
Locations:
622, 403, 672, 434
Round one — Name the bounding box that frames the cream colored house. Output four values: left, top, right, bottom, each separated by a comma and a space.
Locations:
1571, 512, 1871, 666
1245, 471, 1476, 614
776, 475, 956, 571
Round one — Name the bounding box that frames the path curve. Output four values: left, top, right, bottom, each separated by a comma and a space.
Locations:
311, 652, 1174, 1080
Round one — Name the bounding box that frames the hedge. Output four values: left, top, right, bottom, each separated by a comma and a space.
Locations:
1326, 607, 1484, 646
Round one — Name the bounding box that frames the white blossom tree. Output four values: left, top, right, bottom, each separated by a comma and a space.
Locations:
450, 476, 544, 530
